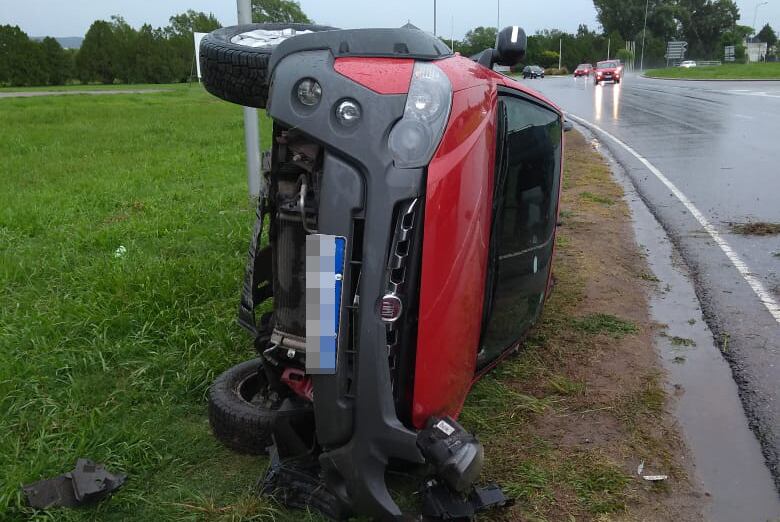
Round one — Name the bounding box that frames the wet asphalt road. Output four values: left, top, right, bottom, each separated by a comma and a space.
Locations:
526, 73, 780, 491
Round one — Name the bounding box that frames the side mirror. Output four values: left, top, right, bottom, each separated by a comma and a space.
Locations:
475, 26, 527, 69
495, 26, 527, 66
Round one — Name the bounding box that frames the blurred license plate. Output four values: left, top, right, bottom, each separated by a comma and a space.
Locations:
305, 234, 346, 375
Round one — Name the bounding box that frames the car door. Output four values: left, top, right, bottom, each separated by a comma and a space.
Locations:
478, 90, 562, 370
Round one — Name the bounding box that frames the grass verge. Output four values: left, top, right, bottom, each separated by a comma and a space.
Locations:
1, 90, 698, 520
645, 63, 780, 80
0, 82, 189, 92
730, 221, 780, 236
459, 131, 702, 521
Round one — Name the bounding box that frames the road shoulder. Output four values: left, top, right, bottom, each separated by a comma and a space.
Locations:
460, 129, 706, 520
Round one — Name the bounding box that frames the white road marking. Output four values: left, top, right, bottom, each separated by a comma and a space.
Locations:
568, 113, 780, 324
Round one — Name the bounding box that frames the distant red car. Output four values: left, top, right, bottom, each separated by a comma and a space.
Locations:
594, 60, 622, 85
574, 63, 593, 77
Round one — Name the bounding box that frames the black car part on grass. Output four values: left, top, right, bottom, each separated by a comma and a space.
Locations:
420, 481, 511, 520
22, 459, 126, 509
417, 417, 485, 494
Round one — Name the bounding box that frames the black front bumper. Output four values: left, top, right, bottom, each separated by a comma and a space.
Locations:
261, 49, 426, 519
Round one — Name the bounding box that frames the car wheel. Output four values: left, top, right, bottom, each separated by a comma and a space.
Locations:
199, 23, 337, 109
208, 358, 280, 454
615, 78, 621, 84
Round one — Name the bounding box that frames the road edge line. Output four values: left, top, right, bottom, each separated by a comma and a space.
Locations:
567, 113, 780, 325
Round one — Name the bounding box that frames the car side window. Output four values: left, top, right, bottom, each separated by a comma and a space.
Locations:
478, 94, 562, 369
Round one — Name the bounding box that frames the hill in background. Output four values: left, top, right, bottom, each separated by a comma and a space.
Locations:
31, 36, 83, 49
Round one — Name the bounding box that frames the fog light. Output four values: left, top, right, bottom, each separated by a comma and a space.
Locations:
296, 78, 321, 106
335, 99, 361, 127
379, 294, 402, 322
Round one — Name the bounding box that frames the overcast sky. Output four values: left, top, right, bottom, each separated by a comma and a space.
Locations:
3, 0, 779, 40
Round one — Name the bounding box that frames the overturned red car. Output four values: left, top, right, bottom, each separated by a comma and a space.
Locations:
200, 22, 566, 520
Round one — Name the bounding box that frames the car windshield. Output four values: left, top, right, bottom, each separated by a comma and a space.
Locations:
597, 61, 617, 69
577, 64, 591, 69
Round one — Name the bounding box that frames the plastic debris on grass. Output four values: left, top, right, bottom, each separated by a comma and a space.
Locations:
637, 460, 668, 482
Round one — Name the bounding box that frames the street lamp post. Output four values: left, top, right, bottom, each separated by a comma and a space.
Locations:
433, 0, 437, 36
237, 0, 261, 198
753, 1, 768, 36
640, 0, 650, 71
559, 38, 562, 70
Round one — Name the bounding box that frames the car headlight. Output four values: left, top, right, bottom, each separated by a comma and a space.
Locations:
388, 62, 452, 169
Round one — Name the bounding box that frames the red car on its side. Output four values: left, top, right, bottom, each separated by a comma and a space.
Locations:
199, 22, 567, 521
594, 60, 622, 85
574, 63, 593, 77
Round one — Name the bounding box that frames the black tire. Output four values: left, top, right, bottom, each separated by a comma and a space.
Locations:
208, 358, 279, 454
199, 23, 337, 109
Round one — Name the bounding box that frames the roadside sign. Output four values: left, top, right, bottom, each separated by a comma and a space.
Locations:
665, 41, 688, 61
725, 45, 736, 62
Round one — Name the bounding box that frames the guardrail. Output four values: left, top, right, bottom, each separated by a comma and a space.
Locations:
696, 61, 722, 66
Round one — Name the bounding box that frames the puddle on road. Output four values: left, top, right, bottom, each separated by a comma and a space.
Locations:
612, 158, 780, 520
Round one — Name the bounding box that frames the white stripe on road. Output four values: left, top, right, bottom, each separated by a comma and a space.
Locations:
568, 113, 780, 324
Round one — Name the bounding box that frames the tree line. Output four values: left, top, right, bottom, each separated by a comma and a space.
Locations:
0, 0, 312, 87
2, 0, 777, 87
0, 11, 221, 87
456, 0, 777, 71
456, 25, 633, 73
594, 0, 777, 63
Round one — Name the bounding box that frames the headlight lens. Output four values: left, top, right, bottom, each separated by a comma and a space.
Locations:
388, 62, 452, 169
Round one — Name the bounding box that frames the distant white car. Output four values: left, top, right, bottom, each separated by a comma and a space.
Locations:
680, 60, 697, 68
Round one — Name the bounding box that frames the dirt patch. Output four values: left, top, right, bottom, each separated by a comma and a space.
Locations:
730, 222, 780, 236
460, 130, 705, 521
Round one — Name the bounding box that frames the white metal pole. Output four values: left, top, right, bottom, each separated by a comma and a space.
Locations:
433, 0, 437, 36
237, 0, 261, 198
559, 38, 562, 69
753, 1, 768, 36
451, 16, 455, 50
497, 0, 500, 30
607, 37, 611, 60
640, 0, 649, 71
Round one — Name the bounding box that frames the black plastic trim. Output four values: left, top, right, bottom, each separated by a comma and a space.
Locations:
269, 28, 452, 75
268, 49, 426, 519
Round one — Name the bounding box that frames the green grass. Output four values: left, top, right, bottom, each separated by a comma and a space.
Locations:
0, 86, 294, 521
571, 313, 639, 338
579, 191, 614, 206
0, 82, 188, 92
645, 62, 780, 80
669, 336, 696, 347
1, 93, 674, 520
